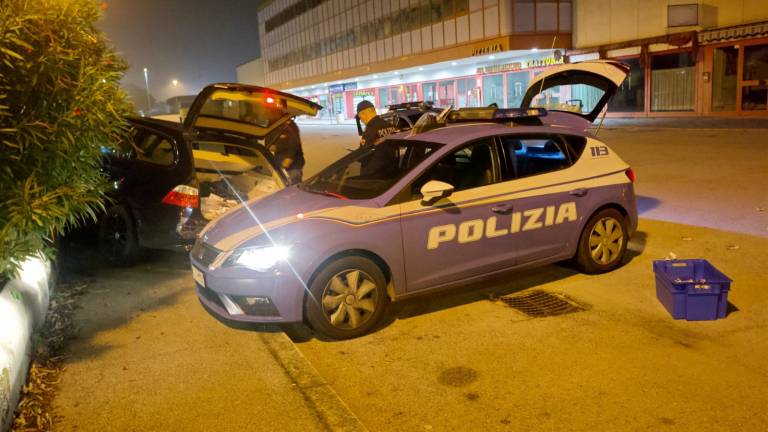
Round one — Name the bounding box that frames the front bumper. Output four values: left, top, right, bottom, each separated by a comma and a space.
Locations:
191, 258, 305, 323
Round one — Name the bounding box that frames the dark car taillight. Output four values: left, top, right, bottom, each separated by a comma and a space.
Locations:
625, 168, 636, 183
163, 185, 199, 208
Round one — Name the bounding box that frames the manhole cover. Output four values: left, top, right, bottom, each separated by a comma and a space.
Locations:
499, 290, 584, 317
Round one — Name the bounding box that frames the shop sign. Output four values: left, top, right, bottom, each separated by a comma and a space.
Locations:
353, 90, 373, 97
472, 43, 504, 56
476, 56, 564, 74
343, 82, 357, 91
329, 84, 344, 93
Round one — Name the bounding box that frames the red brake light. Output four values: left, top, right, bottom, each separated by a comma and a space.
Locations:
625, 168, 636, 183
162, 185, 199, 208
266, 96, 275, 104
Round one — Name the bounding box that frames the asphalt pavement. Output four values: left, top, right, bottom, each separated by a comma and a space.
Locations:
50, 123, 767, 431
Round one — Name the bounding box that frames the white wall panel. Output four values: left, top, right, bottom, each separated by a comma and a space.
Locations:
456, 14, 469, 43
368, 42, 377, 63
377, 40, 385, 60
385, 37, 393, 59
411, 29, 422, 53
402, 31, 412, 55
421, 26, 432, 51
362, 43, 370, 64
443, 18, 456, 46
432, 22, 444, 49
470, 10, 483, 40
393, 34, 402, 57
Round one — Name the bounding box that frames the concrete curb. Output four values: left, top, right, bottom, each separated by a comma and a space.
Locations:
0, 255, 51, 432
259, 332, 368, 432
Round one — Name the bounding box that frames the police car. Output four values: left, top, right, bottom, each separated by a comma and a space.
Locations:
191, 61, 637, 339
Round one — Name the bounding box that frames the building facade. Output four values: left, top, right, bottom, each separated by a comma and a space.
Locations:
241, 0, 573, 119
238, 0, 768, 118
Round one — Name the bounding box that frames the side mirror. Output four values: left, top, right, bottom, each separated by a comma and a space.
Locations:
420, 180, 454, 206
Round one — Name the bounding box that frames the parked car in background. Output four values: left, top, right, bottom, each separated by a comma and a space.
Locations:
192, 61, 637, 339
98, 84, 321, 265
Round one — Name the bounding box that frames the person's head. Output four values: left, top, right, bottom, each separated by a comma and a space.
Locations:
356, 100, 377, 124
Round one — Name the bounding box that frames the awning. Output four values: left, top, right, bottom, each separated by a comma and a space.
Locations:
698, 21, 768, 44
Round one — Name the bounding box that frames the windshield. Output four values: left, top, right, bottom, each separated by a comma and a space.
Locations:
300, 139, 441, 200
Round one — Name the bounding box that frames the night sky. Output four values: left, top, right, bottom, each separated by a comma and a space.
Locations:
98, 0, 261, 105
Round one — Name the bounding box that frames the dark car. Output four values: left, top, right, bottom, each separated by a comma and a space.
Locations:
355, 101, 440, 137
98, 84, 321, 265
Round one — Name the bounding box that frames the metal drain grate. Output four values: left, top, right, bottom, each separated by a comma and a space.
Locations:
499, 290, 584, 317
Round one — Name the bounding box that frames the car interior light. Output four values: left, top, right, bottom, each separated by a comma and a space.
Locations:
163, 185, 199, 208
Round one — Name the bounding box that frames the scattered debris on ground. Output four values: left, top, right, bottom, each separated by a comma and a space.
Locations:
11, 281, 87, 432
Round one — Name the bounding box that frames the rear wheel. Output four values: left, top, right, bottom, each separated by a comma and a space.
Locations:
575, 208, 628, 274
98, 204, 142, 266
305, 256, 389, 339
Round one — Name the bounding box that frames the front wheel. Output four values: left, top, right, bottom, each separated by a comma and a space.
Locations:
305, 256, 389, 339
575, 208, 628, 274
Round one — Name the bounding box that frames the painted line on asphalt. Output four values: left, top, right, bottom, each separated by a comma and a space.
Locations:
259, 332, 368, 432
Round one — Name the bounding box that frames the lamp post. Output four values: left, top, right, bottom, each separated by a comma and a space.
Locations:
143, 67, 151, 115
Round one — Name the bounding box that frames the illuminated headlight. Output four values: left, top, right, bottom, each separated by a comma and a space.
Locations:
224, 245, 290, 271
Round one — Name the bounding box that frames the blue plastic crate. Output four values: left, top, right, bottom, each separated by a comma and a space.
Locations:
653, 259, 732, 321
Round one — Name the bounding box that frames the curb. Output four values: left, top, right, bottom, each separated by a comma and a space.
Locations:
0, 255, 51, 432
259, 332, 368, 432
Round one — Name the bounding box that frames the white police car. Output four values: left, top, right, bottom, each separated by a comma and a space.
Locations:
191, 61, 638, 339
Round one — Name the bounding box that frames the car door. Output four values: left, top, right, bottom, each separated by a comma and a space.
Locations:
495, 133, 586, 264
399, 138, 516, 293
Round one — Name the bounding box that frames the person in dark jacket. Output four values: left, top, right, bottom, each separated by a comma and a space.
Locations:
266, 119, 304, 184
357, 100, 398, 147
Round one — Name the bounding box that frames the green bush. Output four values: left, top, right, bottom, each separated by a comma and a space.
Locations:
0, 0, 132, 278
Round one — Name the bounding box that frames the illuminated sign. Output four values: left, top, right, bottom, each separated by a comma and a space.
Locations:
472, 43, 504, 56
476, 56, 564, 74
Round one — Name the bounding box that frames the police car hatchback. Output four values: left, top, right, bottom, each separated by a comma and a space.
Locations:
191, 61, 638, 339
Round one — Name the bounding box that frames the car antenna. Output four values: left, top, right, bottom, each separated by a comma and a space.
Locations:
535, 36, 558, 97
595, 105, 609, 136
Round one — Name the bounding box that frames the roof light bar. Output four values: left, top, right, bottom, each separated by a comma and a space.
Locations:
446, 107, 547, 122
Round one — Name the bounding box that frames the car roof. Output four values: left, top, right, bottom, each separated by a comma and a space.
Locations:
394, 121, 591, 147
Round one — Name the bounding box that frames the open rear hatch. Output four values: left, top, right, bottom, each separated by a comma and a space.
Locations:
520, 60, 630, 124
183, 84, 322, 220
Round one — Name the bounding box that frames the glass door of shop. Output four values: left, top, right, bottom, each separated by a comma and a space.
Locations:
712, 46, 738, 112
331, 93, 345, 119
482, 74, 504, 107
316, 94, 330, 118
422, 82, 437, 104
389, 87, 401, 106
457, 78, 480, 107
405, 84, 419, 102
437, 80, 455, 107
506, 71, 530, 108
741, 43, 768, 111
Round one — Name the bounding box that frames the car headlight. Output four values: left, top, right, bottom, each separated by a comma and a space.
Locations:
224, 245, 290, 272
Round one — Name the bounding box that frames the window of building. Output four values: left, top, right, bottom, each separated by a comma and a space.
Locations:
742, 44, 768, 111
483, 75, 504, 107
438, 80, 455, 106
506, 71, 530, 108
608, 57, 645, 113
558, 0, 572, 32
457, 78, 480, 107
422, 82, 437, 103
421, 0, 432, 27
430, 0, 443, 21
536, 1, 558, 31
742, 86, 767, 110
389, 87, 401, 105
442, 0, 454, 17
379, 88, 390, 109
651, 52, 695, 112
513, 0, 535, 33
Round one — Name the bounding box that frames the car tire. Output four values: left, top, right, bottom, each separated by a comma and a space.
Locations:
575, 208, 628, 274
305, 256, 389, 340
98, 204, 142, 266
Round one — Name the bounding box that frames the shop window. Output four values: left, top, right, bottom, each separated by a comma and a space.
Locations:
438, 81, 455, 106
743, 44, 768, 81
422, 82, 437, 103
457, 78, 480, 108
609, 57, 645, 113
742, 86, 767, 111
712, 46, 738, 112
505, 71, 529, 108
389, 87, 401, 105
651, 52, 695, 112
513, 0, 535, 33
483, 75, 504, 107
379, 88, 389, 109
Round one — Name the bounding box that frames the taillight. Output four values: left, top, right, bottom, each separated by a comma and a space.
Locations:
625, 168, 636, 183
163, 185, 199, 208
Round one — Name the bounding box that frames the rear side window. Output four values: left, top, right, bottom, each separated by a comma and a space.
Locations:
499, 134, 571, 179
128, 128, 176, 166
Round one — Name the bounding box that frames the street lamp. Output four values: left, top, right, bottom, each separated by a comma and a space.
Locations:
172, 79, 179, 87
143, 67, 151, 115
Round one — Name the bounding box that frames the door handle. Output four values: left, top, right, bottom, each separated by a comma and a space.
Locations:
569, 188, 588, 197
491, 203, 513, 214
